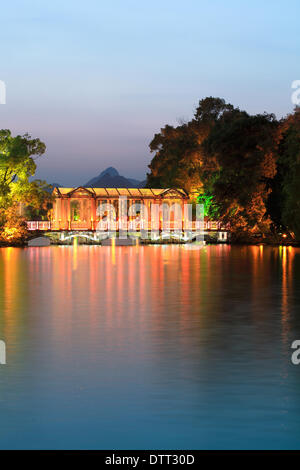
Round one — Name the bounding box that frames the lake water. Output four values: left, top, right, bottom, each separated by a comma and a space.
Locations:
0, 244, 300, 449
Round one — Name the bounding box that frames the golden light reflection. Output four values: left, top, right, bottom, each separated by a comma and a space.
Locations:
280, 245, 294, 346
1, 244, 297, 372
250, 245, 260, 278
259, 244, 264, 257
2, 248, 18, 335
111, 237, 116, 265
73, 236, 78, 271
0, 248, 29, 356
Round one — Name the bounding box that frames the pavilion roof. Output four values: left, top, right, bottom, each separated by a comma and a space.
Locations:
53, 187, 188, 198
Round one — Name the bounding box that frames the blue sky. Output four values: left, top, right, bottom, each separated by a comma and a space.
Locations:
0, 0, 299, 185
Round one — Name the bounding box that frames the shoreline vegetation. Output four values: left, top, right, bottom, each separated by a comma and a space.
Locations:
146, 97, 300, 245
1, 97, 300, 247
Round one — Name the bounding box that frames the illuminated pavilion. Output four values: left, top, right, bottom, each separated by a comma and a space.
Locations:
50, 186, 189, 231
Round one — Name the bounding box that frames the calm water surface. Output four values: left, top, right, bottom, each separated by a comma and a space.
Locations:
0, 244, 300, 449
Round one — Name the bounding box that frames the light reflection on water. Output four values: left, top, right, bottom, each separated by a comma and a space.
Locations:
0, 245, 300, 449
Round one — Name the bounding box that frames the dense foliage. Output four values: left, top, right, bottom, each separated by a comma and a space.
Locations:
277, 108, 300, 240
0, 130, 51, 244
147, 97, 300, 242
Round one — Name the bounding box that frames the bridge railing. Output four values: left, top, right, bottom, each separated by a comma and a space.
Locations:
27, 221, 51, 231
26, 219, 229, 232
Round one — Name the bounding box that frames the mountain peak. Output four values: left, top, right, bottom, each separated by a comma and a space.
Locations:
98, 167, 119, 178
85, 167, 120, 187
85, 167, 144, 188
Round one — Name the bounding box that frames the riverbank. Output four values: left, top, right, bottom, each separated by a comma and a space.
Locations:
1, 226, 299, 247
1, 238, 299, 248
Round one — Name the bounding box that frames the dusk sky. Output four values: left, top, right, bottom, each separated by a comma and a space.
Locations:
1, 0, 299, 186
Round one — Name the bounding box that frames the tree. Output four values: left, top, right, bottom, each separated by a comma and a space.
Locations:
277, 108, 300, 239
0, 130, 48, 243
147, 97, 283, 240
0, 129, 46, 207
22, 180, 53, 220
201, 110, 279, 237
147, 97, 233, 194
0, 205, 28, 244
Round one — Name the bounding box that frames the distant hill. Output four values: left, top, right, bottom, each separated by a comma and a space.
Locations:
85, 167, 145, 188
